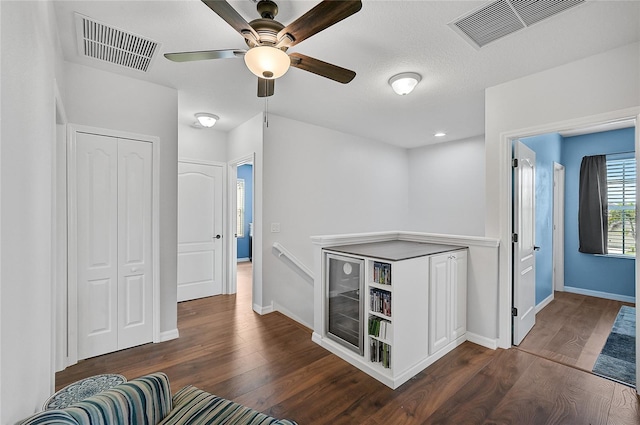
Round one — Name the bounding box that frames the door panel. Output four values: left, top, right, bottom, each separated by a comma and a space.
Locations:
513, 141, 537, 345
118, 139, 153, 350
76, 133, 118, 359
429, 254, 450, 354
177, 162, 224, 301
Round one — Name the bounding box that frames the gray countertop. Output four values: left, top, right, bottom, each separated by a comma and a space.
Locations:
325, 240, 466, 261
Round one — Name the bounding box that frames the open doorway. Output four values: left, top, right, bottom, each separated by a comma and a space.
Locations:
511, 120, 637, 386
227, 154, 255, 301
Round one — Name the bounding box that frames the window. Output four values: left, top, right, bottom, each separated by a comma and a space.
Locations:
607, 156, 636, 256
237, 179, 245, 238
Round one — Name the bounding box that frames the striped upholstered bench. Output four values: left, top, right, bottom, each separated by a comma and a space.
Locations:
20, 372, 297, 425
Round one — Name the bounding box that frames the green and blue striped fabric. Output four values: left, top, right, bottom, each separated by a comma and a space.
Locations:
63, 372, 172, 424
19, 410, 79, 425
159, 385, 297, 425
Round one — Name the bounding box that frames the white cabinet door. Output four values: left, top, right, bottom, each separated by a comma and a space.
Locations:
450, 250, 467, 340
117, 139, 153, 350
429, 253, 451, 354
75, 133, 153, 360
429, 251, 468, 355
177, 162, 224, 301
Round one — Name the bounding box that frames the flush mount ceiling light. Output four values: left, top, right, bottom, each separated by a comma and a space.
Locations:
194, 113, 219, 128
244, 46, 290, 79
434, 132, 447, 137
389, 72, 421, 95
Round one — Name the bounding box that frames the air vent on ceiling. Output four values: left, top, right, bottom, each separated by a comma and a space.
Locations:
75, 13, 160, 72
449, 0, 585, 49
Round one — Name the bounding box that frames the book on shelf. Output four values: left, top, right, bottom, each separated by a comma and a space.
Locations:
369, 288, 392, 317
372, 261, 391, 285
369, 338, 391, 368
368, 316, 393, 340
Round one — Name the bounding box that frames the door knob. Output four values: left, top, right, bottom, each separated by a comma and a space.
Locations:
533, 246, 540, 251
215, 234, 222, 239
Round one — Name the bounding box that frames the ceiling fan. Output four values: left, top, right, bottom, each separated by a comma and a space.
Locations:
164, 0, 362, 97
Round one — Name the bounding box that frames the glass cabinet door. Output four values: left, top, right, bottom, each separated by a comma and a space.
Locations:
326, 253, 364, 354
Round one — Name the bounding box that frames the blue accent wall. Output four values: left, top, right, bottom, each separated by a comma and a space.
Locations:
237, 164, 253, 260
562, 127, 635, 298
521, 134, 562, 304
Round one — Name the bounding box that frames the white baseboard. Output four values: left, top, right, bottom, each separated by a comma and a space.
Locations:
253, 302, 273, 315
536, 293, 554, 313
466, 332, 498, 350
237, 258, 250, 262
158, 328, 179, 342
273, 301, 313, 329
564, 286, 635, 303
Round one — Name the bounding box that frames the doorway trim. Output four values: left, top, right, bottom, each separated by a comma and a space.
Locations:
498, 107, 640, 351
65, 124, 161, 368
227, 153, 255, 296
552, 162, 565, 293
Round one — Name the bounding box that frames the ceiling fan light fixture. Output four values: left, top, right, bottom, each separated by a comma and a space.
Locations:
244, 46, 290, 79
195, 112, 219, 128
389, 72, 421, 95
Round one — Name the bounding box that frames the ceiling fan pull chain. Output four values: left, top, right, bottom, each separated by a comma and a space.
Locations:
264, 97, 269, 128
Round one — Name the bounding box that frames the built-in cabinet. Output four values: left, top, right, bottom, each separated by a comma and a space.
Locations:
318, 240, 468, 389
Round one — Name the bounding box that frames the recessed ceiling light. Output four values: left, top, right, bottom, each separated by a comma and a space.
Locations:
434, 132, 447, 137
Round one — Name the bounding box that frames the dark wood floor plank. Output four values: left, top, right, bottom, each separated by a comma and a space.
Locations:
55, 265, 636, 424
423, 348, 536, 424
367, 343, 497, 425
486, 357, 612, 425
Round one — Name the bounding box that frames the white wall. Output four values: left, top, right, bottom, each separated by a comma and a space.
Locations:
262, 114, 409, 326
485, 42, 640, 347
63, 62, 179, 335
407, 135, 485, 236
0, 1, 64, 422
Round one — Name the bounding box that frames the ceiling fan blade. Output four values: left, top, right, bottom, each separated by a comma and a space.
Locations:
276, 0, 362, 48
289, 52, 355, 84
258, 78, 275, 97
164, 49, 246, 62
201, 0, 260, 44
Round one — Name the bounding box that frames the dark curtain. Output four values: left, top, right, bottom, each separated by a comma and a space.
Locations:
579, 155, 608, 254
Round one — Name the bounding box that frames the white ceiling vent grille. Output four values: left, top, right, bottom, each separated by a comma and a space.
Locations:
450, 0, 585, 49
75, 13, 160, 72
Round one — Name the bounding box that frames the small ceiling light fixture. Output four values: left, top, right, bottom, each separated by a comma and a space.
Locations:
434, 132, 447, 137
389, 72, 421, 95
244, 46, 290, 79
194, 112, 219, 128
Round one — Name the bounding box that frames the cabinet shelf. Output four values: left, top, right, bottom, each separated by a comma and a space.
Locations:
369, 334, 392, 345
369, 282, 392, 291
368, 310, 392, 320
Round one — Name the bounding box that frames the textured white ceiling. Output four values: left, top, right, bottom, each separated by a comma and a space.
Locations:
53, 0, 640, 148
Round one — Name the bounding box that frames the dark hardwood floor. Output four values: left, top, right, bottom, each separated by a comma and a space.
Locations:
57, 264, 639, 424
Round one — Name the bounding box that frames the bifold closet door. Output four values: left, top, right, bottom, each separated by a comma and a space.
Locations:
75, 133, 153, 360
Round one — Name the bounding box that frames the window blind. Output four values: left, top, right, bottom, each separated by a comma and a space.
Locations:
606, 156, 636, 256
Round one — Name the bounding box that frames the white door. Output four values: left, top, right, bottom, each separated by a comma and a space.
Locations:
76, 133, 118, 358
513, 141, 537, 345
76, 134, 153, 359
117, 139, 153, 350
177, 162, 224, 301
